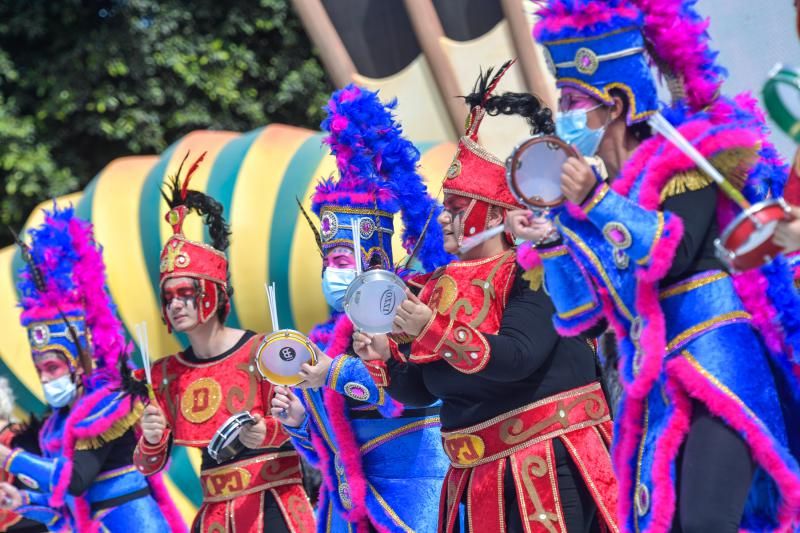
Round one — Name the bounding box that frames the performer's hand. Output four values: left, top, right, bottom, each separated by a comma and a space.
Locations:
507, 209, 558, 243
0, 444, 11, 464
270, 386, 306, 428
0, 482, 21, 510
393, 289, 433, 337
561, 156, 598, 205
352, 331, 390, 362
296, 345, 333, 390
238, 413, 267, 449
141, 403, 167, 445
773, 206, 800, 252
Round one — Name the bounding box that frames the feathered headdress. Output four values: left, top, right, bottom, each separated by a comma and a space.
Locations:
159, 151, 230, 331
310, 84, 450, 272
533, 0, 725, 116
16, 205, 126, 378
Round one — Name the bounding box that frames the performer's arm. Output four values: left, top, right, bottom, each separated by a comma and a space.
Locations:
134, 402, 173, 476
326, 355, 402, 417
520, 241, 605, 335
412, 273, 571, 381
582, 183, 681, 273
384, 357, 438, 407
1, 448, 65, 494
12, 490, 67, 530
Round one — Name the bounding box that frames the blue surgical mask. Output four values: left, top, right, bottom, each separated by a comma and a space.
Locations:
556, 105, 608, 157
43, 375, 77, 408
322, 267, 357, 312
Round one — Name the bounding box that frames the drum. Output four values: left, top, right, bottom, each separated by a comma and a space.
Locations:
208, 411, 256, 464
762, 64, 800, 143
505, 135, 579, 210
344, 269, 407, 334
715, 198, 793, 272
254, 330, 317, 386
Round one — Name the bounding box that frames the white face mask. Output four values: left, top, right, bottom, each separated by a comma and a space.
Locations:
321, 267, 357, 312
43, 375, 77, 409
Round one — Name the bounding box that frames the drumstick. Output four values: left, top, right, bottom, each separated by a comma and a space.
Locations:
134, 322, 157, 402
352, 217, 363, 276
264, 282, 280, 332
458, 223, 507, 254
648, 113, 753, 211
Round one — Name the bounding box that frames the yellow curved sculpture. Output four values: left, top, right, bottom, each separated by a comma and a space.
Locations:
0, 124, 455, 524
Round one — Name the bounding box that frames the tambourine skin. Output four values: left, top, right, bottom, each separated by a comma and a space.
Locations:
505, 135, 579, 209
344, 269, 407, 334
208, 411, 256, 464
716, 198, 793, 272
253, 330, 317, 386
762, 64, 800, 143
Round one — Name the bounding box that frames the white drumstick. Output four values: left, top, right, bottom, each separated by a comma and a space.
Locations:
352, 217, 363, 276
134, 322, 156, 401
458, 224, 506, 254
264, 282, 280, 332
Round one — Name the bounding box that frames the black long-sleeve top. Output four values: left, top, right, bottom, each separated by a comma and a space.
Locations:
660, 184, 724, 285
67, 428, 139, 496
385, 268, 601, 431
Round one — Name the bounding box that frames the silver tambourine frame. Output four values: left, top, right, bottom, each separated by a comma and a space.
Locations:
343, 268, 407, 334
208, 411, 256, 464
505, 135, 579, 209
253, 329, 317, 386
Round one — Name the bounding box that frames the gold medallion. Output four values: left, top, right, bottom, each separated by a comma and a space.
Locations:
180, 377, 222, 423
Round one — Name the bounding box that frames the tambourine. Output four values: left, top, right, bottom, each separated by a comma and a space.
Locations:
253, 330, 317, 386
762, 64, 800, 143
207, 411, 256, 464
343, 269, 407, 334
715, 198, 793, 272
505, 135, 579, 210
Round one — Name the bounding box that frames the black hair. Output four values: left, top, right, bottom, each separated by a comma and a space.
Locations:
609, 89, 652, 142
462, 61, 556, 137
475, 92, 556, 136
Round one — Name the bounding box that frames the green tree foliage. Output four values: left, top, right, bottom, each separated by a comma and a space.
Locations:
0, 0, 332, 244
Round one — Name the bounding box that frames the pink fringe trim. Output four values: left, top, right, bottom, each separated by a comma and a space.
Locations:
322, 388, 369, 524
647, 373, 693, 532
515, 242, 541, 271
148, 473, 188, 533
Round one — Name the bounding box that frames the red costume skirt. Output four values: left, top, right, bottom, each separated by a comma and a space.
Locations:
194, 450, 315, 533
438, 382, 619, 532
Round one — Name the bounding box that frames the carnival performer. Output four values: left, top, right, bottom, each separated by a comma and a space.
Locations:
269, 84, 450, 533
0, 205, 181, 532
353, 63, 619, 533
0, 378, 46, 533
133, 154, 315, 533
507, 0, 800, 530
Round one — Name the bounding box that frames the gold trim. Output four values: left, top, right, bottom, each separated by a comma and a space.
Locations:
659, 170, 714, 202
557, 301, 597, 320
541, 26, 639, 46
459, 135, 504, 166
557, 79, 656, 123
359, 417, 440, 453
539, 247, 569, 260
682, 351, 761, 423
560, 433, 619, 533
659, 272, 727, 300
441, 188, 520, 211
95, 465, 137, 482
636, 211, 665, 266
557, 220, 634, 320
328, 355, 347, 390
367, 483, 414, 532
666, 311, 751, 352
319, 205, 395, 219
76, 403, 144, 450
582, 183, 610, 214
441, 382, 603, 436
633, 397, 649, 533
